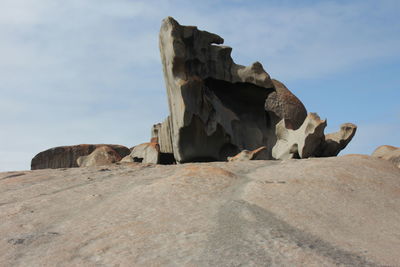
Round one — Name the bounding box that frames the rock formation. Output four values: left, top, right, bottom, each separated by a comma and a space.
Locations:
228, 146, 267, 162
272, 113, 327, 160
272, 114, 358, 160
372, 145, 400, 168
264, 79, 309, 156
158, 17, 307, 163
29, 17, 357, 168
77, 146, 122, 167
318, 123, 357, 157
31, 144, 130, 170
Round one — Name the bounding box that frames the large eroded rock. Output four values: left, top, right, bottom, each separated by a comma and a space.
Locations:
159, 17, 307, 162
31, 144, 130, 170
1, 155, 400, 266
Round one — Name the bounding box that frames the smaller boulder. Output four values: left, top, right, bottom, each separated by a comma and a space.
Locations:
272, 113, 326, 160
372, 145, 400, 168
372, 145, 398, 158
31, 144, 130, 170
123, 143, 160, 164
77, 146, 122, 167
228, 146, 267, 162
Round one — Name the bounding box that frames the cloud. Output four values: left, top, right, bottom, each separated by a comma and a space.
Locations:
0, 0, 168, 171
204, 1, 400, 80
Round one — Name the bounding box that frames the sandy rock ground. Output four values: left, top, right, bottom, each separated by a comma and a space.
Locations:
1, 155, 399, 266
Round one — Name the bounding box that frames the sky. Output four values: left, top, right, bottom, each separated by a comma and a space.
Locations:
0, 0, 399, 171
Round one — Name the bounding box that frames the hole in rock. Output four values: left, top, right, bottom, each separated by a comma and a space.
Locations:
133, 157, 143, 163
204, 78, 272, 108
204, 78, 274, 155
159, 153, 176, 165
178, 78, 274, 162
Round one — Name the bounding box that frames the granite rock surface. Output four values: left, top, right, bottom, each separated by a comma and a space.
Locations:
2, 155, 400, 266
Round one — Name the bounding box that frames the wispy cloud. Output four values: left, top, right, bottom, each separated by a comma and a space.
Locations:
200, 1, 400, 80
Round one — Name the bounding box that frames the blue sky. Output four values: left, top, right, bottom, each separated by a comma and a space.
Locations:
0, 0, 399, 171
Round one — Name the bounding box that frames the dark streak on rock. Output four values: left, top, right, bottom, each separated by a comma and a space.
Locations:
1, 173, 26, 180
203, 200, 377, 266
7, 232, 60, 246
8, 238, 25, 245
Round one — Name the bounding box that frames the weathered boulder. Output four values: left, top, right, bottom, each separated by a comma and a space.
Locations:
372, 145, 398, 158
272, 113, 327, 160
159, 17, 307, 163
372, 145, 400, 168
317, 123, 357, 157
123, 142, 160, 164
228, 146, 267, 162
31, 144, 130, 170
76, 146, 122, 167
